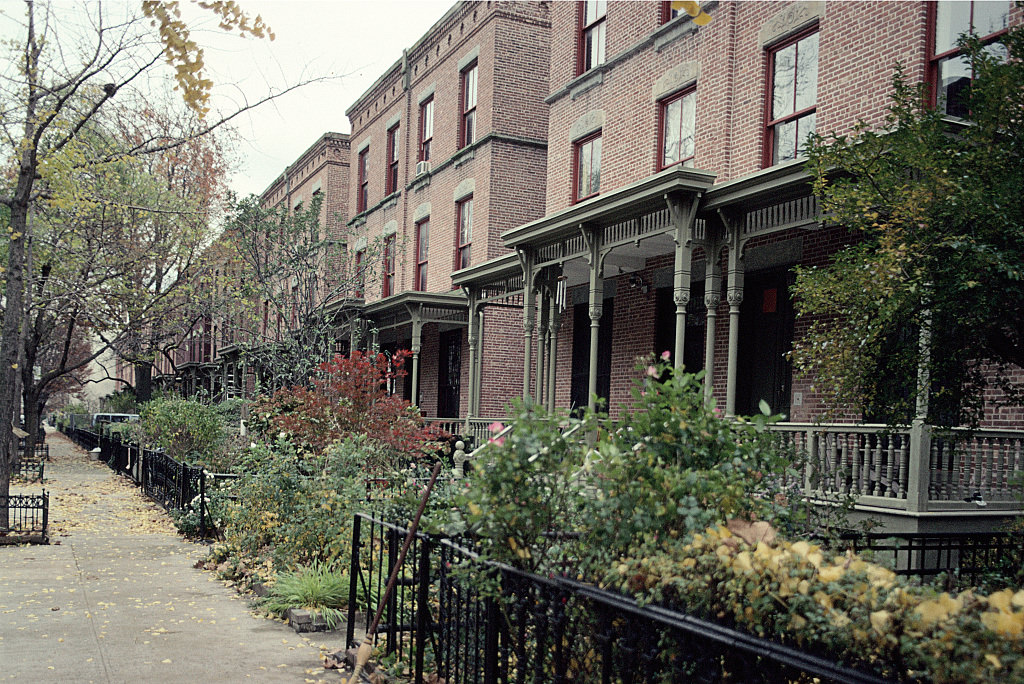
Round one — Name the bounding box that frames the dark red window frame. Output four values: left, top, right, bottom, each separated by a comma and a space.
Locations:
573, 132, 602, 203
928, 0, 1011, 117
382, 235, 396, 298
661, 1, 678, 24
460, 62, 478, 148
764, 27, 819, 167
658, 87, 697, 170
386, 124, 400, 195
415, 218, 430, 291
419, 96, 434, 162
357, 147, 369, 213
455, 196, 473, 272
578, 0, 607, 75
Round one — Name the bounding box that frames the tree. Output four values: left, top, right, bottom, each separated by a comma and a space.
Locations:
218, 193, 376, 391
0, 0, 318, 522
792, 27, 1024, 427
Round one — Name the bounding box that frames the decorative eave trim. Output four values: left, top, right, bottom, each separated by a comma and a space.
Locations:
451, 251, 520, 288
502, 165, 716, 248
699, 159, 812, 214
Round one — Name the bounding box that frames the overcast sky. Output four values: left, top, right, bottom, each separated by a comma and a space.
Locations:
190, 0, 453, 197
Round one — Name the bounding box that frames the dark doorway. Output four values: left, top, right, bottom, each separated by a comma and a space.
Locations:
654, 281, 706, 374
570, 299, 614, 412
437, 329, 462, 418
736, 269, 795, 417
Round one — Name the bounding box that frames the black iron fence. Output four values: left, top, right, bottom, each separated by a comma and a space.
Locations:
842, 530, 1024, 589
0, 492, 49, 543
12, 456, 45, 483
346, 513, 895, 684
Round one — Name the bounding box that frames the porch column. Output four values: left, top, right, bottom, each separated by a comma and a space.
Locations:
409, 304, 423, 408
464, 288, 479, 422
349, 317, 362, 352
546, 285, 562, 412
667, 193, 699, 369
474, 309, 485, 415
585, 226, 604, 413
520, 249, 537, 401
536, 285, 550, 407
703, 245, 722, 403
724, 227, 745, 416
907, 308, 933, 512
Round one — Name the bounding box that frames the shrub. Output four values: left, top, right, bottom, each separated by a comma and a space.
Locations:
250, 351, 447, 463
136, 397, 225, 465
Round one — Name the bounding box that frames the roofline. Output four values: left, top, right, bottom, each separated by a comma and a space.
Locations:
451, 251, 520, 287
258, 131, 350, 200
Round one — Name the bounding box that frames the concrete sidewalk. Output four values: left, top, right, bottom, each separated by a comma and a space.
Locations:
1, 430, 344, 683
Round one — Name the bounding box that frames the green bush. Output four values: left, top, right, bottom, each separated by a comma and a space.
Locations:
136, 397, 227, 468
260, 562, 349, 629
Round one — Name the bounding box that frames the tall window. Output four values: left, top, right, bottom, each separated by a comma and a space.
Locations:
932, 0, 1010, 117
382, 235, 395, 297
456, 197, 473, 271
461, 63, 478, 147
419, 97, 434, 162
766, 29, 818, 165
354, 249, 366, 298
357, 147, 369, 212
386, 124, 400, 195
574, 132, 602, 202
660, 89, 696, 169
415, 218, 430, 291
579, 0, 607, 74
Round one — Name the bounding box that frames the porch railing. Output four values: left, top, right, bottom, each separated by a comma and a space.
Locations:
768, 423, 1023, 512
424, 417, 503, 450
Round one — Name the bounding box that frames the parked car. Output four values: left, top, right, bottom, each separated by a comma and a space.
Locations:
91, 413, 140, 428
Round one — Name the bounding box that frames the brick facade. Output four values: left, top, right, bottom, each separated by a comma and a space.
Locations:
343, 1, 550, 418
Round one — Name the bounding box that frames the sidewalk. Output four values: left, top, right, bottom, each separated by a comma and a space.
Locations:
1, 430, 344, 683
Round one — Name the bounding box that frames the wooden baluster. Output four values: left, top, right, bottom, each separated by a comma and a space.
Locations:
852, 433, 862, 495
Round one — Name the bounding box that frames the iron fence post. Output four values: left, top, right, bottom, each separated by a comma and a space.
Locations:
42, 490, 49, 543
415, 536, 431, 684
347, 514, 362, 649
199, 470, 207, 539
483, 592, 500, 684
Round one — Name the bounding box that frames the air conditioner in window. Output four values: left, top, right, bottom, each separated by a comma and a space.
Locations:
415, 160, 431, 176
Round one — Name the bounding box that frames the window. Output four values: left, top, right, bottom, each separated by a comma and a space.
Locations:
354, 249, 366, 298
419, 97, 434, 161
357, 147, 369, 213
382, 235, 395, 297
456, 197, 473, 271
579, 0, 607, 74
386, 124, 400, 195
660, 88, 696, 169
415, 218, 429, 291
461, 63, 478, 147
766, 29, 818, 165
931, 0, 1010, 117
574, 132, 602, 202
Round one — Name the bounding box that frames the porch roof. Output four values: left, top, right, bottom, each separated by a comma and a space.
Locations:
501, 165, 715, 249
362, 290, 469, 333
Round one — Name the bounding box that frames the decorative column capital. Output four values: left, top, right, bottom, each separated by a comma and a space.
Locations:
727, 291, 744, 308
704, 293, 721, 310
674, 291, 691, 308
589, 304, 603, 322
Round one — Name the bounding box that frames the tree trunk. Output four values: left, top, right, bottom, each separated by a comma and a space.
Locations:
136, 362, 153, 404
22, 385, 44, 455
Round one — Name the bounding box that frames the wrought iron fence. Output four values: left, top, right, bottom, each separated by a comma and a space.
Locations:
0, 492, 48, 543
12, 456, 45, 483
841, 531, 1024, 589
346, 513, 895, 684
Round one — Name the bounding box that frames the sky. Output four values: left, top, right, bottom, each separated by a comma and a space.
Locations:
189, 0, 454, 197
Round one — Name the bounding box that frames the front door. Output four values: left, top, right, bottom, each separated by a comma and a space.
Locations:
570, 299, 614, 412
737, 269, 795, 417
437, 329, 462, 418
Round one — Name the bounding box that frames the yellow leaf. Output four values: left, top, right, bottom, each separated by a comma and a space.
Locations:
985, 654, 1002, 669
981, 610, 1024, 638
818, 565, 844, 583
870, 610, 891, 636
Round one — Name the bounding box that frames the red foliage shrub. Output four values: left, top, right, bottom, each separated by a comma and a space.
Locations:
252, 351, 447, 462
